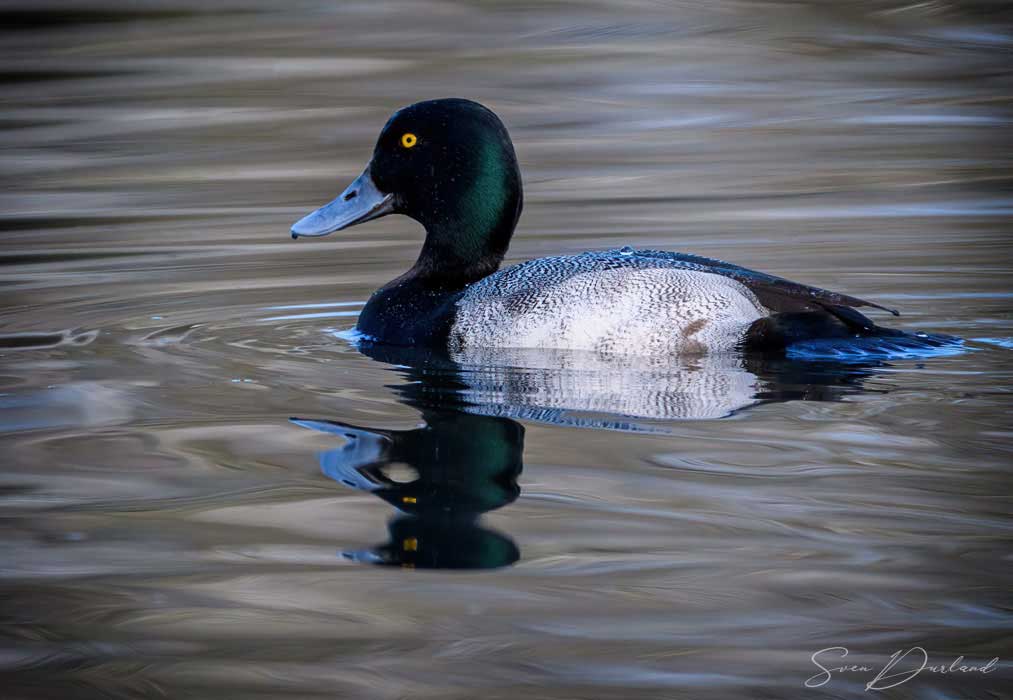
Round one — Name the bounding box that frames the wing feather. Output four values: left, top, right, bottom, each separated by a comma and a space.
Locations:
628, 249, 899, 316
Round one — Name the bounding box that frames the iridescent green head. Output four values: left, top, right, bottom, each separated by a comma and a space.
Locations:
292, 98, 523, 281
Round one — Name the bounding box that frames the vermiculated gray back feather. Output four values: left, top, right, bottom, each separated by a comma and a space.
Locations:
450, 249, 762, 354
450, 248, 895, 355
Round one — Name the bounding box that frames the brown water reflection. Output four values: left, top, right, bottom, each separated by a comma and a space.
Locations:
2, 2, 1012, 698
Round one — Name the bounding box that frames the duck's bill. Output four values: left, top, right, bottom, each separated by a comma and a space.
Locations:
290, 167, 394, 238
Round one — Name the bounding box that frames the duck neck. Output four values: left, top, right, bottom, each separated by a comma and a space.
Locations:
409, 209, 518, 288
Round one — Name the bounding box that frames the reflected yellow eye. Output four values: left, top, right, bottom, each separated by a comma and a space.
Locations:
400, 132, 417, 148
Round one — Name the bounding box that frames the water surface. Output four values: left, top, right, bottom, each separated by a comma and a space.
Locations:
2, 2, 1011, 698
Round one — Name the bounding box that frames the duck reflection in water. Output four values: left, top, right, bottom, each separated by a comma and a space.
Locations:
294, 342, 885, 570
293, 347, 525, 570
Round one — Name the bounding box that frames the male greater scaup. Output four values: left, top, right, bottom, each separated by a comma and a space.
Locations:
291, 98, 956, 357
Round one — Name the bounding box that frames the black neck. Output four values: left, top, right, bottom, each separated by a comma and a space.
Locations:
407, 183, 522, 289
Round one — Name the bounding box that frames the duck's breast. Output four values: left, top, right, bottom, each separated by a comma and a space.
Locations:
450, 254, 768, 355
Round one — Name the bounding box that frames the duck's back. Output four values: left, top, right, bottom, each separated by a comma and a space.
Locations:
448, 249, 761, 354
449, 248, 896, 355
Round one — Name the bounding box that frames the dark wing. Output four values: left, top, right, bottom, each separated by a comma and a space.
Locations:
630, 249, 900, 316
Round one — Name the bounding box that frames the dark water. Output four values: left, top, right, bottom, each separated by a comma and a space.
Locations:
2, 2, 1012, 698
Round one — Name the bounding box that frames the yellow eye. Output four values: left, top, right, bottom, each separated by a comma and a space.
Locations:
400, 132, 417, 148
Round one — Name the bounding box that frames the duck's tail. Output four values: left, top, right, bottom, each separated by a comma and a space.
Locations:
743, 305, 963, 361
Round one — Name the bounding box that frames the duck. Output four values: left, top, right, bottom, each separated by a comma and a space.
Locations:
291, 98, 952, 357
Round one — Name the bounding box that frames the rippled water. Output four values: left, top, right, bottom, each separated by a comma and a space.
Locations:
2, 2, 1012, 698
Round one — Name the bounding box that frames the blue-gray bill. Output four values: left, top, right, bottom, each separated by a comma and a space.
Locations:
290, 167, 394, 239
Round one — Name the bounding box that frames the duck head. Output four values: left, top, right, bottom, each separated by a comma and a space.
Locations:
291, 98, 523, 282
